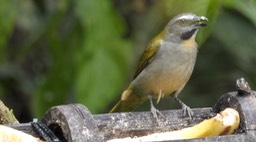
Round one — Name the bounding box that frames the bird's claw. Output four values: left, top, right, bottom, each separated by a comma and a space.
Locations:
151, 106, 163, 123
182, 104, 193, 120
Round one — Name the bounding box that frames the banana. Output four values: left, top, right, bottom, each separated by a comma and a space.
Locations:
107, 108, 240, 142
0, 125, 43, 142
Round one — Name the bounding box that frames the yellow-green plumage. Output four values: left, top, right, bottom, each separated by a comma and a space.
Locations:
109, 31, 165, 113
109, 93, 145, 112
133, 30, 165, 79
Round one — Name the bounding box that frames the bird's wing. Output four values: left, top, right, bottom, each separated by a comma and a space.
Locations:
133, 31, 164, 79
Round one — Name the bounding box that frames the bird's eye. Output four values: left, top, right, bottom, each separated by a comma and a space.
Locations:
177, 19, 187, 26
178, 19, 185, 23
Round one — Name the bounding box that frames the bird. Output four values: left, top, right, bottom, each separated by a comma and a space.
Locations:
109, 13, 208, 119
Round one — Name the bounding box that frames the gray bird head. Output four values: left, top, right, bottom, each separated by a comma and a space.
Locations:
165, 13, 208, 42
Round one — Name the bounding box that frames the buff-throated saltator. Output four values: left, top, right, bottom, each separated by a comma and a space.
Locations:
109, 13, 208, 119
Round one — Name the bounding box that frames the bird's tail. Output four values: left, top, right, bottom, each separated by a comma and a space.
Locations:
109, 88, 146, 113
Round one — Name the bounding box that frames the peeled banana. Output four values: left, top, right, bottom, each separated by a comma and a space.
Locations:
108, 108, 240, 142
0, 125, 43, 142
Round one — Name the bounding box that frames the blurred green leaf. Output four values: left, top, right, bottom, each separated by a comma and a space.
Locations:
31, 2, 76, 117
212, 10, 256, 70
0, 1, 19, 61
164, 0, 210, 16
33, 32, 76, 116
223, 0, 256, 26
199, 0, 221, 44
74, 0, 132, 113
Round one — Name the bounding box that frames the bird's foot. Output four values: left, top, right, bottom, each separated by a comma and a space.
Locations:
148, 95, 163, 123
151, 105, 163, 117
150, 105, 163, 123
174, 97, 193, 120
182, 104, 193, 120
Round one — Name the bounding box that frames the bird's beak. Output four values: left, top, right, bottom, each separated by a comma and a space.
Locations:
196, 16, 208, 27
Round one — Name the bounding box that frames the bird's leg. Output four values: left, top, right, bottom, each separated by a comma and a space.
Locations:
174, 97, 193, 120
148, 96, 163, 121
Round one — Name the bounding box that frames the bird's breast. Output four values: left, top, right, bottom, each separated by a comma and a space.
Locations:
131, 41, 198, 99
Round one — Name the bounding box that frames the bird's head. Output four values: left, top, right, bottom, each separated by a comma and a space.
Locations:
165, 13, 208, 42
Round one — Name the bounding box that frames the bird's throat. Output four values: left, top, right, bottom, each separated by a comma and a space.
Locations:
181, 33, 197, 49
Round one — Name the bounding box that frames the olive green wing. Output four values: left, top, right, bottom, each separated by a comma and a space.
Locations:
133, 33, 163, 79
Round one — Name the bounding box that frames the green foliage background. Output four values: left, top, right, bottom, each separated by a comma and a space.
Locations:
0, 0, 256, 121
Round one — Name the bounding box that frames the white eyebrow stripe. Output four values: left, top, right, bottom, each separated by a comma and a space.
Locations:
176, 14, 195, 20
